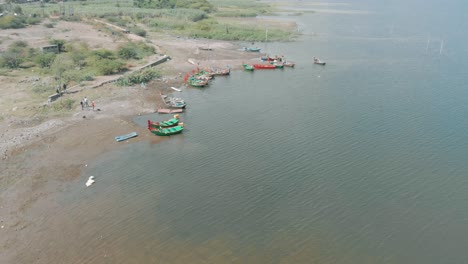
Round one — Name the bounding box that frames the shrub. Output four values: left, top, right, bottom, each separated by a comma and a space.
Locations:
132, 27, 147, 37
0, 15, 27, 29
118, 46, 138, 60
117, 42, 154, 60
92, 49, 116, 60
93, 59, 125, 75
116, 67, 160, 86
50, 39, 66, 52
0, 51, 24, 68
53, 98, 75, 112
35, 52, 56, 68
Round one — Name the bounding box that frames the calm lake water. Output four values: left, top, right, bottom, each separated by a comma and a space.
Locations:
20, 1, 468, 263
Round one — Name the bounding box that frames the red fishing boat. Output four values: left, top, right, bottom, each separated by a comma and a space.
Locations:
253, 64, 276, 69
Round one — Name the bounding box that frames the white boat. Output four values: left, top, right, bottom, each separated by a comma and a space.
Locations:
313, 57, 326, 65
171, 87, 182, 92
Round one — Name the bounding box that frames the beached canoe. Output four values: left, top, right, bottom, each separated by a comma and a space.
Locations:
253, 64, 276, 69
115, 132, 138, 142
242, 64, 254, 71
148, 115, 180, 128
206, 67, 231, 76
148, 123, 184, 136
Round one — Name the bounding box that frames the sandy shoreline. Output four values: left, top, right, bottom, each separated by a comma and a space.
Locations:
0, 21, 264, 262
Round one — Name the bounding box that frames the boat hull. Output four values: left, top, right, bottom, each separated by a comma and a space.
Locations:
149, 125, 184, 136
148, 117, 179, 128
253, 64, 276, 69
115, 132, 138, 142
242, 64, 254, 71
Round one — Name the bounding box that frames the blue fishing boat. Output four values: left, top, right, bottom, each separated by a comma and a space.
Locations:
115, 132, 138, 142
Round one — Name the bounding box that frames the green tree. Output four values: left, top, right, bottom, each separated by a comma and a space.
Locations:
13, 5, 22, 15
51, 54, 74, 85
50, 39, 66, 52
0, 51, 23, 68
35, 52, 56, 68
118, 46, 138, 60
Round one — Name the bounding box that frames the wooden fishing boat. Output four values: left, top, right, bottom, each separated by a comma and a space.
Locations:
253, 64, 276, 69
206, 67, 230, 76
115, 132, 138, 142
242, 64, 254, 71
161, 94, 186, 108
271, 62, 284, 69
313, 57, 326, 65
193, 73, 212, 81
148, 123, 184, 136
157, 108, 184, 114
260, 56, 283, 62
187, 77, 208, 87
243, 47, 261, 52
148, 115, 179, 128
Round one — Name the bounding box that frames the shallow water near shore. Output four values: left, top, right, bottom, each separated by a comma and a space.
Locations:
16, 0, 468, 263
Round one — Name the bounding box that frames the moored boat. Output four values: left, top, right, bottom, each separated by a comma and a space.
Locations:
161, 94, 187, 108
206, 67, 231, 76
313, 57, 326, 65
271, 62, 284, 69
253, 64, 276, 69
283, 61, 295, 67
187, 77, 208, 87
148, 115, 180, 128
243, 47, 261, 52
148, 123, 184, 136
115, 132, 138, 142
242, 64, 254, 71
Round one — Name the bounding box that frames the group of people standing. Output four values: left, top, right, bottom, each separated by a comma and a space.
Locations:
80, 96, 95, 110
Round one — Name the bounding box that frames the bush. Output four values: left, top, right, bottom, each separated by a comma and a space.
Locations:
93, 59, 125, 75
0, 15, 27, 29
132, 27, 147, 37
116, 67, 160, 86
117, 42, 154, 60
118, 46, 138, 60
92, 49, 116, 60
50, 39, 66, 52
35, 52, 57, 68
53, 98, 75, 111
0, 51, 24, 69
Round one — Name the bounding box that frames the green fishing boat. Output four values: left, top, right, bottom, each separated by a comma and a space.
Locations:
148, 123, 184, 136
187, 77, 208, 87
242, 64, 254, 71
148, 114, 179, 128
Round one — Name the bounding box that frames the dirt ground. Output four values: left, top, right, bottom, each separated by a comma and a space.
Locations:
0, 19, 267, 263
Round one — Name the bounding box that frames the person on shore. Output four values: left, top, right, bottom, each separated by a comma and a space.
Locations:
91, 101, 95, 111
84, 97, 89, 109
80, 100, 83, 110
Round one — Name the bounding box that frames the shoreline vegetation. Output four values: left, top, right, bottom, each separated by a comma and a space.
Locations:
0, 0, 301, 262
